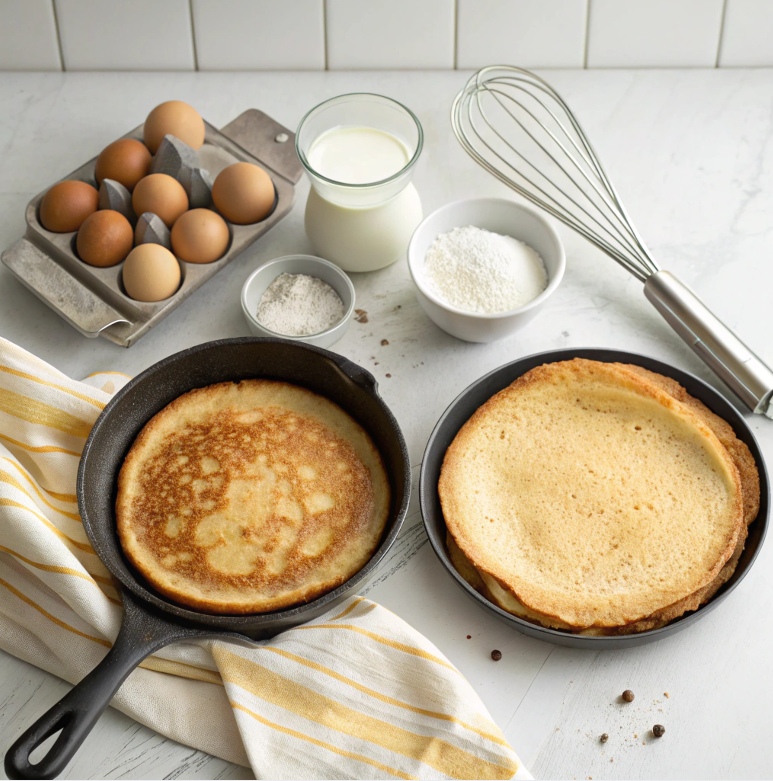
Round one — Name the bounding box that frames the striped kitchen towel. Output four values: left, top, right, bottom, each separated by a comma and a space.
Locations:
0, 337, 529, 780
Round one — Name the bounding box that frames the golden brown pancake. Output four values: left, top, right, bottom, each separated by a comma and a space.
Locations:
441, 359, 746, 632
116, 380, 390, 614
448, 363, 759, 636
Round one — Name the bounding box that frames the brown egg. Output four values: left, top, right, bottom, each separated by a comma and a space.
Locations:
95, 139, 152, 191
144, 101, 205, 154
76, 210, 133, 268
171, 209, 230, 264
122, 244, 181, 302
212, 162, 275, 225
132, 174, 188, 228
39, 180, 98, 232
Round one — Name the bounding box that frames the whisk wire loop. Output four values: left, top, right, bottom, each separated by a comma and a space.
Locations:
475, 87, 651, 274
452, 66, 659, 280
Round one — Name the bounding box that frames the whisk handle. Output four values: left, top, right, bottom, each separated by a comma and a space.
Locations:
644, 270, 773, 417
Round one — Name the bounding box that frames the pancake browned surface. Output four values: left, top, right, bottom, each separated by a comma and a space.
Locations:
440, 359, 746, 631
613, 362, 759, 527
116, 380, 390, 614
447, 362, 759, 635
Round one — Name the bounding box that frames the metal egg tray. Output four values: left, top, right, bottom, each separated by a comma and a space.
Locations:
1, 110, 303, 347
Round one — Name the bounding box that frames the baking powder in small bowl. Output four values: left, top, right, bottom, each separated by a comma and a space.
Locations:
256, 273, 345, 336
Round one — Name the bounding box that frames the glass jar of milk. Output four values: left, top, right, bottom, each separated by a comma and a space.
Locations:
296, 94, 424, 272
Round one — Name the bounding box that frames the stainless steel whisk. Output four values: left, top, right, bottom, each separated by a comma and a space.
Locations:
452, 65, 773, 418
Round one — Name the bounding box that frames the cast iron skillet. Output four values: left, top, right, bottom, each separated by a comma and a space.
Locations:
5, 337, 410, 780
421, 348, 769, 650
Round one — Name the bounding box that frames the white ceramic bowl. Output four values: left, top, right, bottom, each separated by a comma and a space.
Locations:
407, 198, 566, 342
241, 255, 355, 348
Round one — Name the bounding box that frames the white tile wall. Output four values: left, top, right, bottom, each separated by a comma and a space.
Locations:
457, 0, 588, 69
325, 0, 455, 70
192, 0, 324, 70
586, 0, 724, 68
55, 0, 195, 70
0, 0, 61, 70
719, 0, 773, 67
2, 0, 773, 72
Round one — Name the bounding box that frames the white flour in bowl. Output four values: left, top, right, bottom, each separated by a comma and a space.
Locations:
256, 273, 345, 336
423, 225, 547, 313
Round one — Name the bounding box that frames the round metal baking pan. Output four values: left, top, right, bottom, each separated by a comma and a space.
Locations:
420, 348, 769, 650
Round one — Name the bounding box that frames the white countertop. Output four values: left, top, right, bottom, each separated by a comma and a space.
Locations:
1, 68, 772, 780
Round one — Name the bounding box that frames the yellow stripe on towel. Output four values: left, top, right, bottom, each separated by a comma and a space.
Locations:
0, 432, 81, 457
295, 623, 461, 674
0, 469, 81, 522
218, 648, 518, 780
0, 576, 111, 647
264, 646, 510, 747
0, 388, 93, 439
230, 702, 418, 781
328, 596, 365, 621
84, 371, 131, 380
1, 457, 78, 503
0, 498, 96, 554
0, 544, 114, 590
0, 364, 106, 410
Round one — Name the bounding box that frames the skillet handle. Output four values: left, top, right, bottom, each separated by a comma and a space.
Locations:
4, 591, 202, 780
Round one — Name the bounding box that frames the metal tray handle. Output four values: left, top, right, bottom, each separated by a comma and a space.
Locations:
2, 239, 129, 337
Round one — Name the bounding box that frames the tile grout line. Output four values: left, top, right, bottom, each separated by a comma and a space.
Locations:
715, 0, 730, 68
50, 0, 65, 72
453, 0, 459, 70
583, 0, 592, 69
188, 0, 199, 71
322, 0, 329, 71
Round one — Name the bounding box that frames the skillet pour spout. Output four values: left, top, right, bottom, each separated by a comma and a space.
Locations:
4, 337, 410, 779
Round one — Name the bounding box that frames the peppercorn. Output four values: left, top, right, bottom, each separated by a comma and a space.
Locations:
491, 649, 502, 661
653, 724, 665, 738
622, 689, 635, 702
600, 733, 608, 743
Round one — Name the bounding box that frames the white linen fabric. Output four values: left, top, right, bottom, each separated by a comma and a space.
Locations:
0, 337, 529, 780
